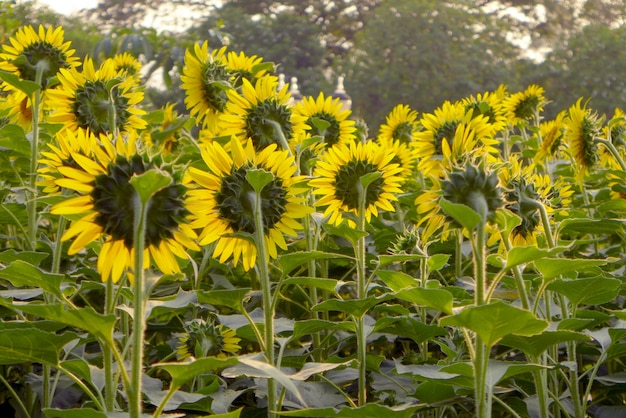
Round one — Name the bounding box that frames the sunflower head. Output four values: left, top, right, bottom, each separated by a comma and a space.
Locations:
564, 98, 602, 175
111, 52, 143, 81
442, 163, 503, 225
505, 177, 541, 240
176, 319, 240, 360
536, 111, 566, 161
226, 50, 273, 88
377, 104, 419, 145
388, 226, 424, 256
502, 84, 547, 126
0, 25, 79, 89
294, 92, 356, 148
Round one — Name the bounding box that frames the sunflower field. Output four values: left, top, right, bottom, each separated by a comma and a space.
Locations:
1, 24, 626, 418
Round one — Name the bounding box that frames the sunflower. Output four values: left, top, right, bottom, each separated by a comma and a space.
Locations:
219, 75, 309, 151
375, 135, 417, 182
536, 111, 566, 162
377, 104, 419, 145
111, 52, 143, 82
143, 103, 186, 156
0, 24, 80, 89
0, 90, 34, 130
49, 133, 199, 283
176, 319, 240, 360
563, 98, 602, 178
599, 108, 626, 170
309, 140, 404, 226
181, 41, 230, 129
461, 89, 507, 134
502, 84, 547, 127
414, 101, 499, 178
414, 178, 448, 244
293, 92, 356, 148
226, 50, 272, 89
46, 57, 147, 136
185, 137, 311, 271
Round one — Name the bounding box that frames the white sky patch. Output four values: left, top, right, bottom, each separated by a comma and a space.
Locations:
21, 0, 98, 15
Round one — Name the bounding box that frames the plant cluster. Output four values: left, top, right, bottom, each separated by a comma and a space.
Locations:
0, 24, 625, 418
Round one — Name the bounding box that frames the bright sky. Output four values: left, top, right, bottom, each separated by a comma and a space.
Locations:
27, 0, 99, 15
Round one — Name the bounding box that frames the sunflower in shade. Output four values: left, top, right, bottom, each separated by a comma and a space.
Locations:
176, 319, 240, 360
309, 140, 404, 226
461, 89, 507, 134
293, 92, 356, 148
226, 50, 272, 88
502, 84, 547, 127
181, 41, 229, 130
0, 24, 80, 89
376, 104, 420, 180
0, 90, 34, 130
563, 98, 602, 179
185, 137, 311, 271
536, 111, 566, 163
219, 75, 309, 151
46, 57, 147, 136
48, 132, 199, 283
111, 52, 143, 82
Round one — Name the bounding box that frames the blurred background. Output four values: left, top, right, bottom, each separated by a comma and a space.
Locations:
6, 0, 626, 130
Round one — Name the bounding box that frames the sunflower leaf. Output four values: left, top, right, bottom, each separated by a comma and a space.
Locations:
0, 70, 41, 95
130, 168, 172, 205
246, 168, 274, 193
439, 198, 482, 231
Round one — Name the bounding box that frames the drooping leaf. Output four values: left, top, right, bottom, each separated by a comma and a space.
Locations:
500, 330, 591, 358
547, 276, 621, 306
312, 296, 385, 318
277, 403, 426, 417
292, 319, 355, 340
534, 258, 608, 281
156, 356, 239, 389
0, 328, 77, 366
439, 198, 482, 231
130, 168, 172, 205
197, 288, 252, 313
374, 317, 446, 344
281, 277, 345, 294
278, 251, 353, 276
0, 260, 64, 299
504, 246, 567, 270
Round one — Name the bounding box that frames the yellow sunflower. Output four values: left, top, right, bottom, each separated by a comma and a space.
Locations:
502, 84, 547, 127
599, 108, 626, 170
309, 140, 404, 226
226, 50, 272, 88
143, 103, 186, 156
563, 98, 602, 178
414, 178, 448, 244
49, 132, 199, 283
292, 92, 356, 149
176, 319, 240, 360
0, 24, 80, 89
0, 90, 34, 130
185, 137, 311, 271
180, 41, 229, 130
111, 52, 143, 82
414, 101, 499, 178
46, 57, 147, 135
536, 111, 566, 163
219, 75, 309, 151
377, 104, 419, 145
461, 89, 507, 134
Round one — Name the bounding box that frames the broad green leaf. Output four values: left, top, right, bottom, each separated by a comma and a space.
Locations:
323, 223, 368, 247
376, 270, 418, 291
394, 287, 454, 315
0, 203, 28, 226
43, 409, 107, 418
374, 317, 446, 344
559, 218, 624, 235
0, 249, 48, 265
197, 288, 251, 313
495, 208, 522, 239
246, 168, 274, 193
156, 356, 239, 389
534, 258, 608, 281
439, 301, 548, 348
0, 319, 67, 333
0, 261, 64, 299
281, 277, 345, 294
504, 246, 566, 270
0, 70, 41, 95
415, 381, 456, 404
130, 168, 172, 205
376, 254, 426, 268
439, 198, 481, 231
310, 116, 331, 132
292, 319, 355, 340
427, 254, 450, 271
312, 296, 384, 318
547, 276, 621, 306
0, 124, 30, 155
500, 330, 591, 358
0, 328, 77, 366
277, 403, 426, 417
360, 171, 381, 189
395, 362, 460, 381
278, 251, 353, 276
1, 302, 116, 347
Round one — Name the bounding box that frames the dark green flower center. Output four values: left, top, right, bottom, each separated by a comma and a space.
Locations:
506, 179, 540, 238
514, 95, 540, 121
245, 100, 294, 151
216, 166, 288, 234
14, 41, 70, 88
333, 160, 385, 210
466, 102, 497, 125
442, 164, 503, 223
577, 117, 599, 168
183, 321, 225, 358
201, 61, 230, 113
72, 80, 131, 135
392, 122, 414, 144
434, 121, 458, 154
308, 112, 341, 146
91, 154, 188, 249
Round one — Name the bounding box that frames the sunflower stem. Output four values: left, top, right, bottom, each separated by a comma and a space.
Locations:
27, 63, 45, 251
129, 192, 148, 418
103, 278, 117, 411
594, 137, 626, 171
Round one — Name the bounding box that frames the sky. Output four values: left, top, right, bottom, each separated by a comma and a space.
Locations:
26, 0, 99, 15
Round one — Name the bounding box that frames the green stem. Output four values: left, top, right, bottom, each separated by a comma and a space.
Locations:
355, 182, 369, 406
27, 64, 45, 250
0, 372, 31, 418
129, 193, 148, 418
595, 137, 626, 171
103, 278, 117, 411
531, 354, 551, 418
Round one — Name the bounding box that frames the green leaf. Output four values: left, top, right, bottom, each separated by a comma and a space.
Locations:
278, 250, 353, 276
246, 168, 274, 193
359, 171, 381, 189
0, 249, 48, 265
495, 208, 522, 240
292, 320, 355, 340
43, 409, 108, 418
374, 317, 446, 344
439, 301, 548, 348
0, 328, 77, 366
0, 70, 41, 95
0, 261, 64, 299
504, 246, 566, 270
414, 381, 456, 404
534, 258, 608, 281
0, 124, 30, 155
394, 288, 454, 315
156, 356, 239, 389
130, 168, 172, 205
312, 296, 385, 318
547, 276, 621, 306
310, 116, 331, 132
376, 270, 418, 291
277, 403, 426, 417
323, 223, 368, 247
196, 288, 251, 313
376, 254, 426, 268
427, 254, 450, 271
439, 198, 482, 231
559, 218, 624, 235
500, 330, 591, 358
281, 277, 344, 294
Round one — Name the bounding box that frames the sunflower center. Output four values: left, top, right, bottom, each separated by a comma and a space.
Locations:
216, 166, 288, 234
91, 155, 188, 249
506, 179, 540, 238
245, 101, 294, 150
333, 160, 385, 210
201, 61, 230, 113
434, 121, 458, 154
514, 96, 540, 120
392, 122, 414, 144
578, 117, 599, 168
72, 80, 131, 135
15, 42, 70, 88
308, 112, 341, 146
